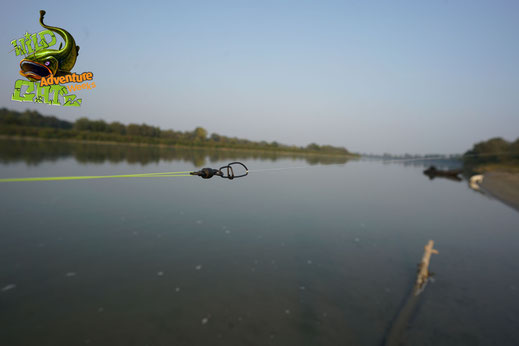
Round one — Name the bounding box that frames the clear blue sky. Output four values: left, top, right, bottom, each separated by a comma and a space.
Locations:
1, 0, 518, 154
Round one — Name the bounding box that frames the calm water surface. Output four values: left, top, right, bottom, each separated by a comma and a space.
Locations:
0, 140, 518, 346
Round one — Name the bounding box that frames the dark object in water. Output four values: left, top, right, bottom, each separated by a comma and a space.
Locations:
423, 166, 462, 181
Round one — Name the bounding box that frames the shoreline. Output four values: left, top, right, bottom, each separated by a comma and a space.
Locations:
480, 171, 519, 212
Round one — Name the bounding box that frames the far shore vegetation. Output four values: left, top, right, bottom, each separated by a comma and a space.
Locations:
0, 108, 356, 157
2, 108, 517, 173
463, 137, 519, 173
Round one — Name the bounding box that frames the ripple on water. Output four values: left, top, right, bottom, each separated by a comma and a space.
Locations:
1, 284, 16, 292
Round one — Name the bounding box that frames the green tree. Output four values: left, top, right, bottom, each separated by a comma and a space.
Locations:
194, 127, 208, 141
108, 121, 126, 135
74, 117, 91, 131
307, 143, 320, 151
90, 120, 107, 132
465, 137, 510, 163
127, 124, 141, 136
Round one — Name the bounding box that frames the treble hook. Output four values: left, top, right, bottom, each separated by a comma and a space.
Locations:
190, 161, 248, 180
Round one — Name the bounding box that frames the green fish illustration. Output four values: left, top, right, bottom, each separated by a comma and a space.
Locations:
19, 10, 80, 81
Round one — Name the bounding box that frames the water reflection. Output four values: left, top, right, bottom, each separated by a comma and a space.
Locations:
1, 141, 518, 346
0, 139, 353, 167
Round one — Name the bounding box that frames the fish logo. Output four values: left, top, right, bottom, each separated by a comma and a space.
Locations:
19, 10, 80, 81
10, 10, 93, 107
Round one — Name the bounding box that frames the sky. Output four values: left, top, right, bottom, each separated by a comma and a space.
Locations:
1, 0, 518, 154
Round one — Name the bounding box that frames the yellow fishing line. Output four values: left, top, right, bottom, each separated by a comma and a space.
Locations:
141, 171, 191, 175
0, 171, 192, 183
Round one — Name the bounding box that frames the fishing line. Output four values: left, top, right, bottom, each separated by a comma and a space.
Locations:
247, 166, 311, 173
0, 162, 249, 182
0, 171, 191, 183
0, 152, 516, 183
247, 156, 451, 173
248, 151, 519, 175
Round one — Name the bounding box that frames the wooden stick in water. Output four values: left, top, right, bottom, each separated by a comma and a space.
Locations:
414, 240, 439, 295
384, 240, 439, 346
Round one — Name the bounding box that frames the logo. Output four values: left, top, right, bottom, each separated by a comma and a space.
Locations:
9, 10, 95, 107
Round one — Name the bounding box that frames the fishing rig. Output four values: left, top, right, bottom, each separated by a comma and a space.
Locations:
2, 151, 517, 183
0, 162, 248, 183
190, 162, 248, 180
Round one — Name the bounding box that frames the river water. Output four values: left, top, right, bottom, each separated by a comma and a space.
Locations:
0, 139, 518, 346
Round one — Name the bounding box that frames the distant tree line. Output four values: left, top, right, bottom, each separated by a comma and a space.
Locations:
463, 137, 519, 166
0, 108, 355, 156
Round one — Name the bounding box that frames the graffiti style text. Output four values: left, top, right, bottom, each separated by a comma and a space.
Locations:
10, 31, 57, 56
11, 80, 82, 107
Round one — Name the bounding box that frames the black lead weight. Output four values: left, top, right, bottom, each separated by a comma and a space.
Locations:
190, 162, 248, 180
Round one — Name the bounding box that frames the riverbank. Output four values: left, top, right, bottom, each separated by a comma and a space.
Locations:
480, 171, 519, 212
